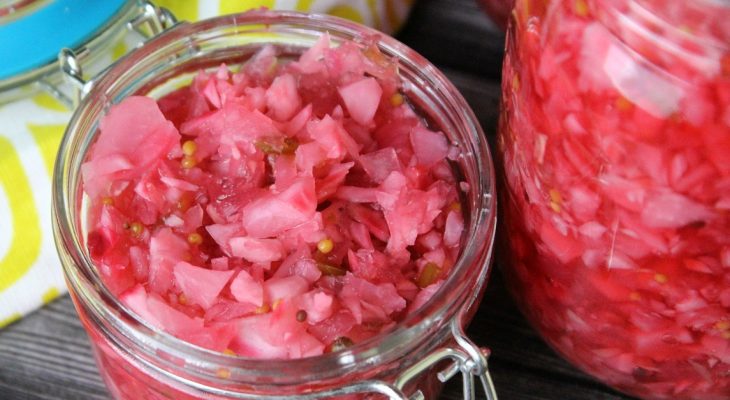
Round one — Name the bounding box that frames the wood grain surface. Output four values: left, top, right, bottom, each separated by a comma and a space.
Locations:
0, 0, 636, 398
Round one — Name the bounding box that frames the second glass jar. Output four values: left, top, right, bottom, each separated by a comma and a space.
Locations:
498, 0, 730, 399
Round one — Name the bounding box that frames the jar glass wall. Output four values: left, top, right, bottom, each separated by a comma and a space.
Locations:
499, 0, 729, 399
52, 11, 497, 400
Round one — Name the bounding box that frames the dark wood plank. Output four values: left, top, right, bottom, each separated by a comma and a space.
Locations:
0, 298, 108, 400
456, 270, 632, 400
0, 273, 633, 400
397, 0, 506, 80
441, 67, 502, 136
0, 0, 638, 399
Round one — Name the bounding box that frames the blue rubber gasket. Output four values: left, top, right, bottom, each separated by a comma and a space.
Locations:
0, 0, 128, 80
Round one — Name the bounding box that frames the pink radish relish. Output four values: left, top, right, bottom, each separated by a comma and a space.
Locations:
81, 35, 466, 360
499, 0, 729, 399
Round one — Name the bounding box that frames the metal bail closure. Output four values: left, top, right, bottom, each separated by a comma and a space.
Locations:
58, 1, 177, 106
393, 318, 498, 400
130, 1, 178, 38
58, 48, 92, 107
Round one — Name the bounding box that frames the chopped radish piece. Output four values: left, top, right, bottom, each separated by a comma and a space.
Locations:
264, 276, 309, 302
359, 147, 401, 183
410, 126, 449, 167
338, 77, 382, 125
229, 270, 264, 307
173, 262, 235, 309
229, 237, 285, 263
266, 73, 302, 121
241, 177, 317, 238
82, 96, 179, 198
146, 295, 203, 335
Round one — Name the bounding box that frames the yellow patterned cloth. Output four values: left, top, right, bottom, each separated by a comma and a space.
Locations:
0, 0, 413, 328
158, 0, 414, 35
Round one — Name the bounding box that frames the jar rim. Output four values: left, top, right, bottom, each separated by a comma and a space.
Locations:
52, 9, 497, 387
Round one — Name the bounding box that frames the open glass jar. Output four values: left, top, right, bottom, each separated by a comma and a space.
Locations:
499, 0, 729, 399
52, 10, 498, 400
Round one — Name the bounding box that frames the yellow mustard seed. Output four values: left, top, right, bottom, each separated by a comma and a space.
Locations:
629, 292, 641, 301
296, 310, 308, 322
449, 202, 462, 212
575, 0, 588, 17
317, 238, 334, 254
255, 303, 271, 314
223, 348, 237, 356
390, 93, 404, 107
129, 222, 144, 236
417, 262, 442, 288
654, 273, 668, 284
272, 299, 282, 311
178, 293, 188, 305
549, 189, 562, 204
549, 189, 562, 212
679, 25, 693, 34
181, 155, 197, 169
176, 193, 193, 212
216, 368, 231, 379
187, 232, 203, 245
182, 140, 197, 156
512, 75, 520, 91
715, 321, 730, 331
616, 96, 633, 112
102, 197, 114, 206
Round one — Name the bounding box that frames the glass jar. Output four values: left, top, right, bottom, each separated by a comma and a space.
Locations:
498, 0, 730, 399
52, 10, 498, 400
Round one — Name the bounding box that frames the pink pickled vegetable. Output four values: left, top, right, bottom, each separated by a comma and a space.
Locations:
82, 40, 465, 360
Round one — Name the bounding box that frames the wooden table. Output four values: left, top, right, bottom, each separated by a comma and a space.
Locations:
0, 0, 636, 398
